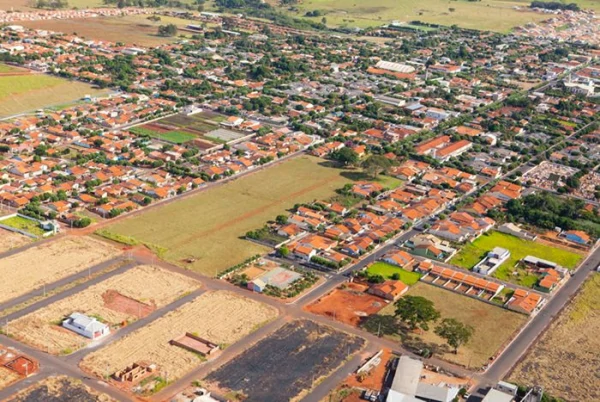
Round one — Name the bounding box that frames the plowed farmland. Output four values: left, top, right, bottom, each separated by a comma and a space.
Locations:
81, 291, 278, 383
0, 236, 120, 305
205, 320, 365, 402
10, 265, 199, 355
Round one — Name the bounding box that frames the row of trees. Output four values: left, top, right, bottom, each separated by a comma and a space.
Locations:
29, 0, 68, 9
530, 1, 580, 11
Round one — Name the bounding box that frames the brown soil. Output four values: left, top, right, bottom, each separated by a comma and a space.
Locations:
102, 290, 156, 319
305, 283, 387, 327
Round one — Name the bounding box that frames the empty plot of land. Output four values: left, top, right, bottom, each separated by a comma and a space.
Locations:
0, 236, 120, 305
9, 265, 199, 355
19, 15, 193, 47
7, 375, 115, 402
306, 283, 387, 327
0, 73, 107, 118
205, 320, 365, 402
380, 283, 527, 368
106, 156, 357, 275
81, 291, 278, 383
509, 275, 600, 401
0, 367, 20, 390
0, 228, 30, 253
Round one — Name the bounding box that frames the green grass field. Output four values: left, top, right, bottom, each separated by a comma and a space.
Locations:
288, 0, 599, 32
367, 262, 421, 285
451, 231, 582, 287
0, 74, 107, 118
0, 216, 45, 237
380, 282, 527, 368
130, 126, 196, 144
104, 156, 366, 276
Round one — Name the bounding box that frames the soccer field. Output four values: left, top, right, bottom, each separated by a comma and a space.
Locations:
105, 156, 364, 276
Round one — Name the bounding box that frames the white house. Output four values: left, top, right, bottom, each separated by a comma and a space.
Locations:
474, 247, 510, 276
62, 312, 110, 340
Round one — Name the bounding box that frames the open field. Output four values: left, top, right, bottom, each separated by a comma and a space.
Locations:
105, 156, 363, 275
509, 274, 600, 401
9, 265, 199, 355
380, 283, 527, 368
0, 228, 31, 253
0, 73, 106, 118
205, 320, 365, 402
0, 236, 120, 305
289, 0, 600, 32
305, 283, 387, 327
130, 113, 224, 146
19, 15, 195, 47
367, 262, 422, 285
81, 291, 278, 383
450, 231, 582, 287
7, 376, 115, 402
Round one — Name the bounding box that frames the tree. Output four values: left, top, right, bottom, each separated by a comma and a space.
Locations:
434, 318, 474, 353
362, 155, 393, 179
394, 296, 440, 332
158, 24, 178, 37
117, 0, 125, 7
332, 147, 359, 166
275, 214, 288, 225
277, 245, 290, 257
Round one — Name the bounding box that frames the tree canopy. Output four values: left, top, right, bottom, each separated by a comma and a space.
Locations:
434, 318, 474, 353
394, 295, 440, 331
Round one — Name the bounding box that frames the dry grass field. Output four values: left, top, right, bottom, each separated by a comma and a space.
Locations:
380, 283, 527, 368
106, 156, 359, 276
7, 376, 115, 402
20, 15, 195, 47
509, 274, 600, 401
81, 291, 278, 383
0, 236, 120, 305
9, 265, 199, 355
0, 229, 30, 254
0, 367, 20, 390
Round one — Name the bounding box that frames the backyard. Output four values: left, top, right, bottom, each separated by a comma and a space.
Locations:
104, 156, 375, 276
378, 283, 527, 368
366, 262, 421, 285
450, 231, 583, 287
509, 275, 600, 401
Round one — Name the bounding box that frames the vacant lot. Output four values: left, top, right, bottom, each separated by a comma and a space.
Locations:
0, 73, 106, 118
0, 236, 120, 305
306, 283, 387, 326
509, 275, 600, 401
81, 291, 278, 383
0, 216, 46, 236
367, 262, 421, 285
10, 265, 199, 355
0, 228, 30, 254
451, 231, 582, 287
20, 15, 194, 47
0, 367, 20, 390
380, 283, 527, 368
290, 0, 559, 32
205, 320, 365, 402
7, 376, 115, 402
106, 156, 361, 275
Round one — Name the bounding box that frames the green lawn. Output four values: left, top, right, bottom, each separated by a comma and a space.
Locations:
104, 155, 363, 276
450, 231, 583, 287
0, 216, 45, 237
367, 262, 421, 285
0, 63, 23, 73
130, 127, 196, 144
